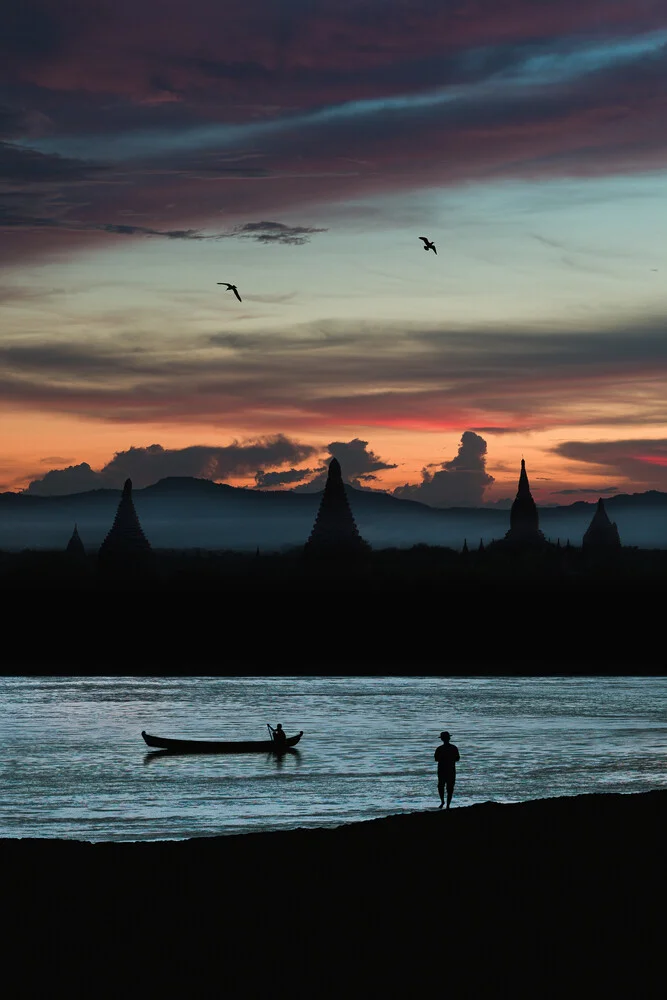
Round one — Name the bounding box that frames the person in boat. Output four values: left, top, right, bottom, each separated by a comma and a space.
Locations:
270, 723, 287, 746
434, 731, 460, 809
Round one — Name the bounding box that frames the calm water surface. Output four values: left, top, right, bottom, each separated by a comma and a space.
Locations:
1, 676, 666, 842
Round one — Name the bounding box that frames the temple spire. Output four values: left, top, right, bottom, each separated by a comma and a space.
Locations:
304, 458, 369, 555
582, 497, 621, 550
66, 523, 85, 557
98, 478, 152, 569
503, 459, 545, 546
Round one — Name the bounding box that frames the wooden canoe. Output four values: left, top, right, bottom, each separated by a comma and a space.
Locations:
141, 730, 303, 754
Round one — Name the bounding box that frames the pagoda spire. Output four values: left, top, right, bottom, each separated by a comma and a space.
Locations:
66, 523, 85, 557
304, 458, 369, 555
582, 497, 621, 550
98, 478, 152, 566
503, 459, 545, 546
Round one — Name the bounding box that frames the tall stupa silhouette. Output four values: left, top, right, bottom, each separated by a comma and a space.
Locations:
304, 457, 370, 555
503, 459, 545, 547
98, 478, 152, 569
582, 497, 621, 550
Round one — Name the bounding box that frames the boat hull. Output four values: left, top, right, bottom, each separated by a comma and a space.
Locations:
141, 730, 303, 753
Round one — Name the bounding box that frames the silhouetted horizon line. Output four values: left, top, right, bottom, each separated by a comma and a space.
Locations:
4, 473, 667, 513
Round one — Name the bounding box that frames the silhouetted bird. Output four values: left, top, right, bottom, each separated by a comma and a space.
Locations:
217, 282, 242, 302
419, 237, 437, 255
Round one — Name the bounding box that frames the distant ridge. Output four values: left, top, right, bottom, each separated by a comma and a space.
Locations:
4, 476, 667, 511
1, 477, 667, 550
568, 489, 667, 509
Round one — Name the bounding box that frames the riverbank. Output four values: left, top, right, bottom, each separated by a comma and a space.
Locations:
4, 790, 666, 995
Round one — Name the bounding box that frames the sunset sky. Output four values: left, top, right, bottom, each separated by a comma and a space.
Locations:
2, 0, 667, 506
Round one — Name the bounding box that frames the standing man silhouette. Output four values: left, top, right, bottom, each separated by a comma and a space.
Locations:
434, 731, 460, 809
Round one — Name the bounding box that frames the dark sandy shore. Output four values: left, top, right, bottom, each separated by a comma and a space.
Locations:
5, 791, 666, 996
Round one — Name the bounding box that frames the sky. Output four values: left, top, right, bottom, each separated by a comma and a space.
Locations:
2, 0, 667, 507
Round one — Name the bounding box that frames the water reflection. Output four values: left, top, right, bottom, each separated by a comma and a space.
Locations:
143, 747, 302, 766
144, 750, 172, 764
269, 748, 301, 769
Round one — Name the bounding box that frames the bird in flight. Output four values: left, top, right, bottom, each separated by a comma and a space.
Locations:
419, 237, 437, 254
217, 282, 242, 302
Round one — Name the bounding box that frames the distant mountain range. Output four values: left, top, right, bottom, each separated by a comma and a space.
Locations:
2, 477, 667, 551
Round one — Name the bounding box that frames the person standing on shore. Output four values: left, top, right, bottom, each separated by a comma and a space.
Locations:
434, 731, 460, 809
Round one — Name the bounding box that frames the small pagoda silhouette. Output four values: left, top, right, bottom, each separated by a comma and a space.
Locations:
502, 459, 546, 547
304, 457, 370, 556
582, 497, 621, 551
66, 524, 85, 558
98, 478, 153, 573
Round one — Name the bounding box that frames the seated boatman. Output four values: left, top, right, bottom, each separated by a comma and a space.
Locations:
271, 723, 287, 746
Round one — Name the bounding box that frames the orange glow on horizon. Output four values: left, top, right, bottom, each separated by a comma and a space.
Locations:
3, 406, 661, 504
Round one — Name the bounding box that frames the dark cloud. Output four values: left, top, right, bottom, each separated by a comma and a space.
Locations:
0, 106, 35, 140
229, 221, 327, 245
0, 140, 117, 254
293, 438, 397, 491
0, 283, 68, 304
0, 140, 104, 184
4, 1, 663, 100
552, 486, 620, 496
25, 435, 319, 494
394, 431, 495, 507
0, 341, 162, 379
551, 439, 667, 489
97, 223, 209, 239
254, 467, 314, 488
2, 3, 667, 267
471, 427, 521, 436
25, 461, 103, 496
0, 157, 326, 248
3, 314, 667, 434
0, 196, 223, 239
1, 1, 72, 66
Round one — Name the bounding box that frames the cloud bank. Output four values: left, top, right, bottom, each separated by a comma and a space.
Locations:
394, 431, 494, 507
2, 1, 667, 265
4, 314, 667, 436
291, 438, 398, 492
551, 438, 667, 490
26, 435, 318, 494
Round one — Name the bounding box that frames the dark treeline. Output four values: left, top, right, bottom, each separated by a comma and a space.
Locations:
3, 539, 667, 589
2, 543, 665, 674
